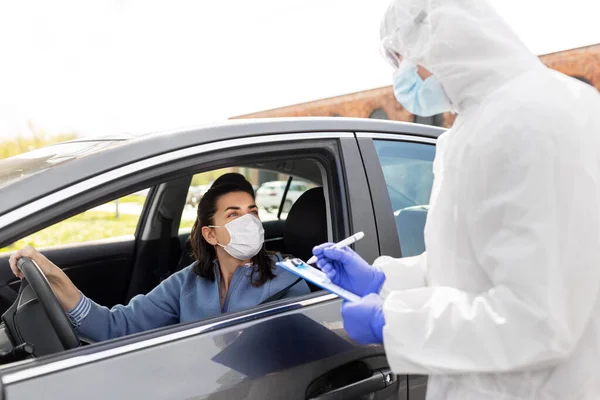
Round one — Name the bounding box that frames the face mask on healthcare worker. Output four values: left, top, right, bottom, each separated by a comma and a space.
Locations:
210, 214, 265, 260
393, 60, 453, 117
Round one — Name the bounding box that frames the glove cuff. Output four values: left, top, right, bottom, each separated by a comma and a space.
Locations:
370, 302, 385, 343
366, 268, 386, 296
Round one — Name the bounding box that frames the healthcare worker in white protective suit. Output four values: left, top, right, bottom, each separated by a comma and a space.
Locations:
312, 0, 600, 399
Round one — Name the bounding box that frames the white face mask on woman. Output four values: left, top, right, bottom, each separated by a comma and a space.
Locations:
210, 214, 265, 260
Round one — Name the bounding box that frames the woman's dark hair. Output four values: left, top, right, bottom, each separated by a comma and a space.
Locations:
189, 173, 275, 286
211, 173, 254, 193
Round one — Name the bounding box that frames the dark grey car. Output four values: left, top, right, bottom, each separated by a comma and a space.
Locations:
0, 117, 442, 399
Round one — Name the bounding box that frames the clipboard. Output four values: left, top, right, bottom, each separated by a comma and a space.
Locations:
276, 258, 361, 302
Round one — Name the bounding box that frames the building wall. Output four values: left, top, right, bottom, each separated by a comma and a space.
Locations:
233, 86, 415, 123
541, 45, 599, 87
233, 44, 599, 129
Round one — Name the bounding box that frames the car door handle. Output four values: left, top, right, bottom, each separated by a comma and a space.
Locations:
308, 368, 396, 400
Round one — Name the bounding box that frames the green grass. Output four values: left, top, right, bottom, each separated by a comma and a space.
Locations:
179, 218, 195, 230
116, 194, 147, 206
0, 211, 140, 254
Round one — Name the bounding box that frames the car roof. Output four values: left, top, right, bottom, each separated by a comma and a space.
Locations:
0, 117, 444, 216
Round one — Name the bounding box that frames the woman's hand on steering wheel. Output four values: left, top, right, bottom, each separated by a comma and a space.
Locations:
8, 246, 81, 312
9, 246, 59, 280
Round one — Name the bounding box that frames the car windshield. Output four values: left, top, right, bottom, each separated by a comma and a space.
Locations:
0, 140, 124, 189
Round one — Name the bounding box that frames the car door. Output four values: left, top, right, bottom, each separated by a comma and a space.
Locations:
357, 132, 438, 400
0, 131, 407, 400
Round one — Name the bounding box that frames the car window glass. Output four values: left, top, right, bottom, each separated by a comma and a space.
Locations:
374, 140, 435, 257
0, 191, 147, 254
179, 168, 317, 232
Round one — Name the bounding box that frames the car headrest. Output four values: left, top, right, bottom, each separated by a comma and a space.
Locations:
284, 187, 327, 261
394, 205, 428, 257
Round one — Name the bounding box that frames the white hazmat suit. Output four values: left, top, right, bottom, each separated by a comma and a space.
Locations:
376, 0, 600, 398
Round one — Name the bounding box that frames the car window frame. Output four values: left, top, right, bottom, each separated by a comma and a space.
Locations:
356, 132, 438, 259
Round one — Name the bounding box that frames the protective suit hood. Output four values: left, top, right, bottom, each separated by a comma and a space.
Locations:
380, 0, 543, 112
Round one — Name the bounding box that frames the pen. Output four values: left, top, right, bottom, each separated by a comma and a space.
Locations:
306, 231, 365, 265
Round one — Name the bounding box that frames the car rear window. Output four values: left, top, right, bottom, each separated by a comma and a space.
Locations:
0, 140, 124, 189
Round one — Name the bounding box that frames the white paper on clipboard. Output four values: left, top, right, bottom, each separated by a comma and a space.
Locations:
276, 258, 361, 302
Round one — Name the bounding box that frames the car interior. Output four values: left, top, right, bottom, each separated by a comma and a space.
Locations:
0, 154, 333, 362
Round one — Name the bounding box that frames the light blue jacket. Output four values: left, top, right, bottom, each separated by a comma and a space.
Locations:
68, 255, 310, 342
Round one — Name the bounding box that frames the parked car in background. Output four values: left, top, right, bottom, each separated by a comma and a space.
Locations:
256, 180, 313, 212
186, 184, 210, 207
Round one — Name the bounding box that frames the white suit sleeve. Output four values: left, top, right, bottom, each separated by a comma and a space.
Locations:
382, 127, 600, 375
375, 253, 428, 299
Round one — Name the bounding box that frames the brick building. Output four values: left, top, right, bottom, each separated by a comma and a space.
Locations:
233, 44, 599, 129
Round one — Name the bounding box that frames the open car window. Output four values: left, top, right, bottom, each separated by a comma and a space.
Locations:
0, 191, 148, 254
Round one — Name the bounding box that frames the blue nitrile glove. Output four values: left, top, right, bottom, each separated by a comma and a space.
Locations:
341, 293, 385, 345
312, 243, 386, 297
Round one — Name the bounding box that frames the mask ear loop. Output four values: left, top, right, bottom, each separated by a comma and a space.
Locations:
208, 225, 226, 249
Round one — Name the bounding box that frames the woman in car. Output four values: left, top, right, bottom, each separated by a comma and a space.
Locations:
8, 173, 310, 342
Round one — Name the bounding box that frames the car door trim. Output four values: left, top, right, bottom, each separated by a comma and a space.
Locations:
356, 132, 438, 144
1, 293, 339, 384
0, 133, 354, 231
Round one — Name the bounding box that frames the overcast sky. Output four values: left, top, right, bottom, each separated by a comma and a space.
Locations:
0, 0, 598, 138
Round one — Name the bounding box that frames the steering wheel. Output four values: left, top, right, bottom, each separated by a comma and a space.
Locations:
16, 257, 80, 350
